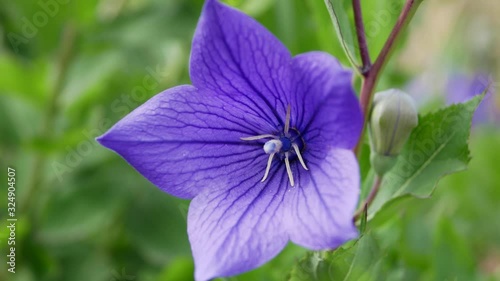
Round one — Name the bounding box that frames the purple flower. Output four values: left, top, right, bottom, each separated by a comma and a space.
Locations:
406, 70, 499, 127
446, 73, 499, 126
97, 0, 362, 280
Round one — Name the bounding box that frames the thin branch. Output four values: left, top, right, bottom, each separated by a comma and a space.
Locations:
354, 175, 383, 222
352, 0, 371, 75
354, 0, 422, 155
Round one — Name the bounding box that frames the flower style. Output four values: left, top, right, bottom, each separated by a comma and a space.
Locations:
97, 0, 363, 280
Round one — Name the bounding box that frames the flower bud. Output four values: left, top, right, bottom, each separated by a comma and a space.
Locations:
369, 89, 418, 175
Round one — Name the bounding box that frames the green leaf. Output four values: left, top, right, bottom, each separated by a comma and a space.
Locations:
323, 0, 360, 69
288, 234, 383, 281
369, 95, 483, 219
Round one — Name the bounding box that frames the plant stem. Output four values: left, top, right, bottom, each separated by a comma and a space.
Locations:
352, 0, 371, 75
354, 175, 383, 222
350, 0, 422, 220
354, 0, 422, 156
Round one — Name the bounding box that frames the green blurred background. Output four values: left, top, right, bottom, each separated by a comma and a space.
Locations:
0, 0, 499, 280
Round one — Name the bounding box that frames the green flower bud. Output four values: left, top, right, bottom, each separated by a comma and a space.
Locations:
369, 89, 418, 175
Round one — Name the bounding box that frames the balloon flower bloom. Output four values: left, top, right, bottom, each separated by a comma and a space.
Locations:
97, 0, 363, 280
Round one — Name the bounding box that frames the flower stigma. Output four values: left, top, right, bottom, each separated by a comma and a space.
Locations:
241, 105, 308, 186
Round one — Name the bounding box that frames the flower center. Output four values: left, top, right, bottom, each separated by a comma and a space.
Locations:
278, 137, 291, 152
240, 105, 308, 186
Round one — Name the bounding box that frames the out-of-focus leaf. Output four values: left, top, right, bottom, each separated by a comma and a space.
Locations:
155, 258, 194, 281
368, 95, 483, 218
433, 219, 475, 280
125, 187, 190, 264
399, 206, 434, 268
433, 132, 500, 261
61, 51, 121, 107
361, 0, 403, 59
9, 267, 36, 281
58, 247, 111, 281
305, 0, 344, 57
0, 55, 49, 104
0, 97, 21, 147
37, 167, 127, 244
19, 231, 58, 279
369, 195, 411, 228
224, 0, 276, 16
323, 0, 360, 68
237, 244, 306, 281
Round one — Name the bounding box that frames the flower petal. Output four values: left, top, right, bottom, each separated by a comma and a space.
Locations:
188, 167, 289, 281
190, 0, 292, 129
291, 52, 362, 150
284, 149, 359, 250
97, 85, 270, 199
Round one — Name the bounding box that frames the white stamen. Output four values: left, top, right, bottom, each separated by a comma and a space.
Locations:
261, 153, 276, 182
292, 143, 308, 170
240, 134, 277, 141
285, 152, 294, 186
263, 139, 283, 154
240, 105, 308, 187
284, 105, 291, 134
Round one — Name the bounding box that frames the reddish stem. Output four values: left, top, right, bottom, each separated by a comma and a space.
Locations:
354, 175, 383, 222
354, 0, 420, 155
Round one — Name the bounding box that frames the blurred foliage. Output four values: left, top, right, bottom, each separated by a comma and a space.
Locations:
0, 0, 498, 280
